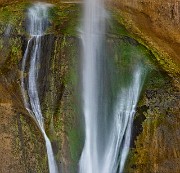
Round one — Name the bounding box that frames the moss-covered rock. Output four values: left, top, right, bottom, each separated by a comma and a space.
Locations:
0, 2, 81, 172
124, 70, 180, 173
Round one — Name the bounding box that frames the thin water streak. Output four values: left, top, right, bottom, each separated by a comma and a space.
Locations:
21, 3, 58, 173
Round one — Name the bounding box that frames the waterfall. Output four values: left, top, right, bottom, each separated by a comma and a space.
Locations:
79, 0, 106, 172
79, 0, 146, 173
21, 3, 58, 173
101, 66, 145, 173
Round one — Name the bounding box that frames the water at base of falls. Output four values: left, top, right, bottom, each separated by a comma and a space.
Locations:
79, 0, 146, 173
21, 3, 58, 173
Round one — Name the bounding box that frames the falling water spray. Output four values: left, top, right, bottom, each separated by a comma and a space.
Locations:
79, 0, 146, 173
21, 3, 58, 173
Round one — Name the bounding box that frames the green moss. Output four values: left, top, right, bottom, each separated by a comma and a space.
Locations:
48, 4, 81, 36
109, 12, 131, 37
0, 37, 22, 75
0, 2, 29, 34
124, 149, 137, 173
68, 128, 83, 169
13, 113, 48, 172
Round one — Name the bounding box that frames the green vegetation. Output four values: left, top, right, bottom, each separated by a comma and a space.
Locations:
68, 127, 83, 170
48, 4, 81, 36
0, 2, 29, 35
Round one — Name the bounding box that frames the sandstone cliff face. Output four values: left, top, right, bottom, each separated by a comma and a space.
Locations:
110, 0, 180, 80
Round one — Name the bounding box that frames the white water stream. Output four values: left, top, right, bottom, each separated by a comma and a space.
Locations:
21, 3, 58, 173
79, 0, 106, 172
79, 0, 146, 173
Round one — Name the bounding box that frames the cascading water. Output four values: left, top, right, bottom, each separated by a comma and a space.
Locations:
101, 66, 145, 173
21, 3, 58, 173
79, 0, 106, 172
79, 0, 146, 173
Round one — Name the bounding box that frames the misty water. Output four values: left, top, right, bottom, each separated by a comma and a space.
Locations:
79, 0, 147, 173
